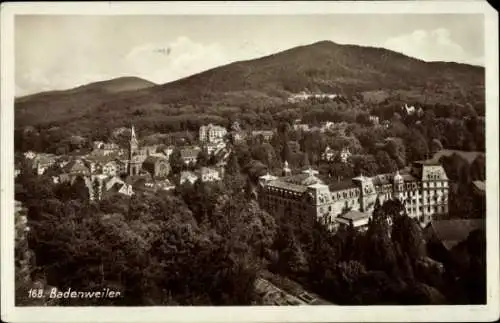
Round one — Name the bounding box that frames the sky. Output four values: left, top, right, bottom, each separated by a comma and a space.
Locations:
15, 14, 484, 96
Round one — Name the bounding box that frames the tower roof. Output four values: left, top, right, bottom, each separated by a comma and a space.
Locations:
130, 125, 139, 146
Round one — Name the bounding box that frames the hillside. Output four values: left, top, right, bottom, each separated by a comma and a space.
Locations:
15, 40, 484, 129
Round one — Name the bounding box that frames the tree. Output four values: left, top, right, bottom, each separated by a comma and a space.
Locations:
71, 176, 90, 202
430, 138, 443, 156
300, 152, 310, 168
391, 215, 426, 261
92, 178, 101, 202
470, 155, 485, 181
225, 153, 241, 176
169, 148, 184, 174
405, 129, 429, 162
196, 149, 210, 168
352, 154, 379, 176
385, 138, 406, 168
281, 142, 292, 164
375, 150, 398, 173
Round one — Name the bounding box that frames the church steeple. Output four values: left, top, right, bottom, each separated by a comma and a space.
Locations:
128, 125, 140, 176
130, 125, 138, 147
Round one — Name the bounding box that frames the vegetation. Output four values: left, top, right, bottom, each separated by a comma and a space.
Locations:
13, 40, 486, 306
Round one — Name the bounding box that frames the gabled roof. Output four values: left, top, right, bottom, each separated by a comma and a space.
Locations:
143, 155, 169, 165
427, 219, 485, 250
180, 147, 201, 159
339, 210, 370, 222
266, 180, 308, 193
472, 180, 485, 193
329, 180, 357, 191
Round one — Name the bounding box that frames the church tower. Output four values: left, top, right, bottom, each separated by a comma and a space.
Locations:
128, 125, 141, 176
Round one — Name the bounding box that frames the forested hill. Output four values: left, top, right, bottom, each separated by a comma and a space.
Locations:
15, 40, 484, 131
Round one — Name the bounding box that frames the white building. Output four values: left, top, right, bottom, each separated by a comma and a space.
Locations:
258, 160, 450, 232
199, 124, 227, 143
197, 167, 222, 182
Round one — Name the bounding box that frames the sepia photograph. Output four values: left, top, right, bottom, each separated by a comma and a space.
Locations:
1, 1, 499, 322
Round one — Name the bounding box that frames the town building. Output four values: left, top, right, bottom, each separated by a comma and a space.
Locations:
142, 155, 171, 179
196, 167, 222, 182
335, 210, 371, 231
369, 115, 380, 125
339, 147, 352, 163
180, 171, 199, 185
180, 146, 201, 165
258, 160, 450, 232
32, 154, 57, 175
321, 146, 335, 161
293, 123, 310, 132
204, 141, 226, 156
251, 130, 274, 142
321, 146, 351, 163
199, 124, 227, 143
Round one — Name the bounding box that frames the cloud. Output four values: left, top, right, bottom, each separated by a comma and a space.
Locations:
383, 28, 483, 66
123, 36, 229, 84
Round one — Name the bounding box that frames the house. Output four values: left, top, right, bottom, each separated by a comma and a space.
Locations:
197, 167, 222, 183
369, 115, 380, 125
23, 151, 36, 160
335, 210, 371, 232
162, 145, 175, 160
32, 154, 57, 175
157, 179, 176, 191
103, 182, 134, 199
62, 159, 91, 176
339, 147, 352, 163
101, 176, 134, 199
180, 147, 201, 165
180, 171, 199, 185
319, 121, 335, 132
321, 146, 335, 161
402, 103, 417, 115
251, 130, 274, 142
293, 123, 310, 132
102, 160, 119, 177
93, 141, 105, 150
204, 141, 226, 156
142, 156, 170, 179
199, 124, 227, 143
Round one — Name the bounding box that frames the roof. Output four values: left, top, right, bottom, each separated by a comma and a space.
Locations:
199, 167, 219, 175
143, 155, 168, 165
251, 130, 274, 136
329, 180, 357, 191
180, 171, 198, 180
180, 147, 201, 159
428, 219, 485, 250
62, 159, 90, 174
267, 179, 308, 193
339, 210, 370, 222
371, 174, 391, 186
413, 160, 441, 166
282, 173, 324, 186
472, 180, 485, 192
432, 149, 484, 164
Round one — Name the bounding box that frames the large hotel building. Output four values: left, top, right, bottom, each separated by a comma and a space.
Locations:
258, 160, 449, 231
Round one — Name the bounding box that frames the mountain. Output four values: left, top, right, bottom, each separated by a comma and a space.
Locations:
15, 41, 484, 129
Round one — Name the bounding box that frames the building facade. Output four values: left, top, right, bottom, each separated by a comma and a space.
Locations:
258, 160, 449, 231
199, 124, 227, 143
